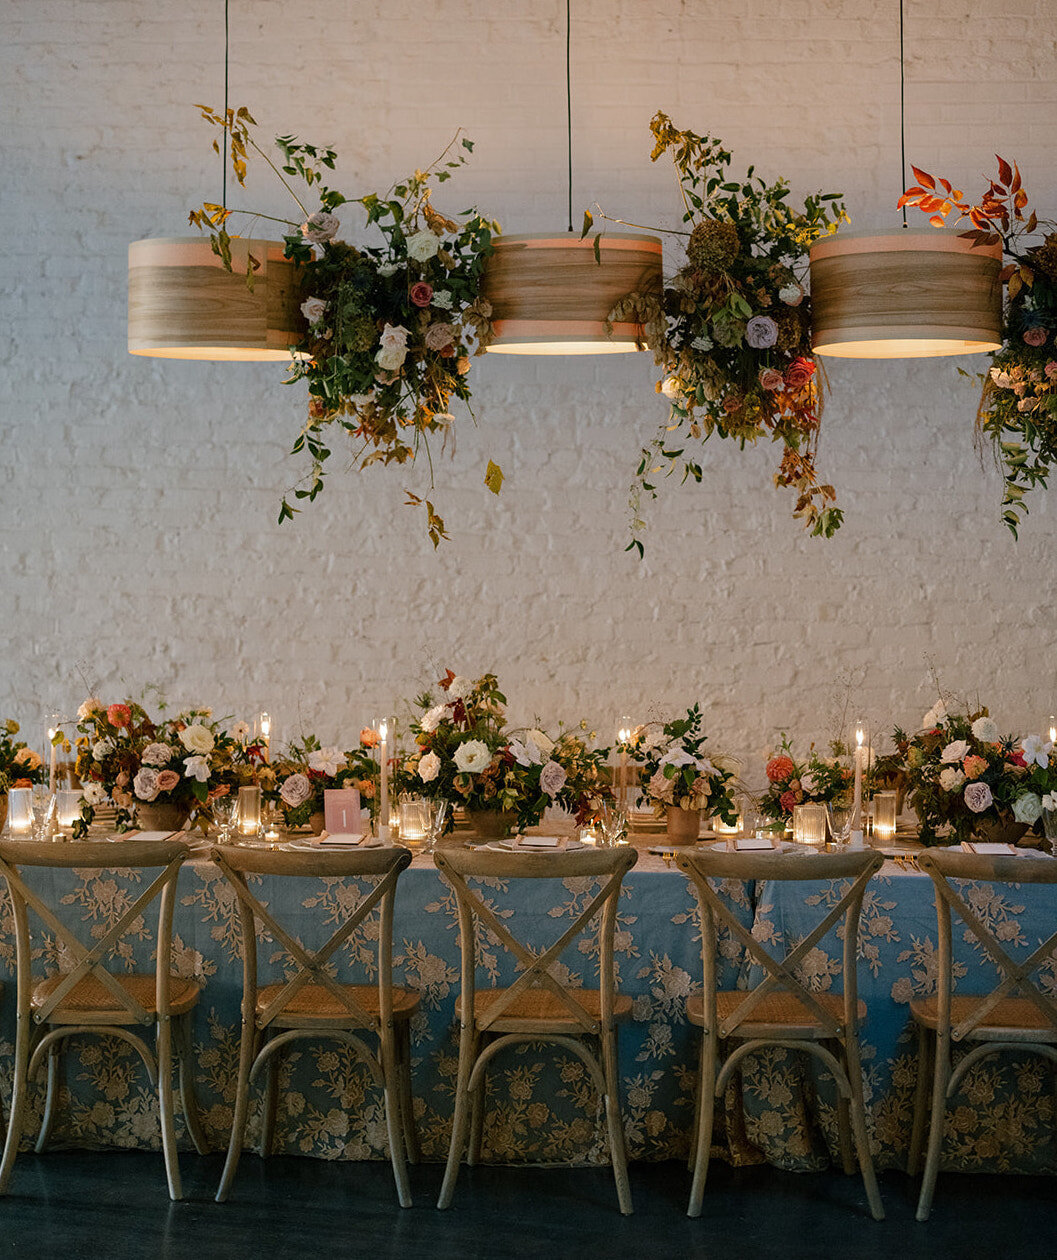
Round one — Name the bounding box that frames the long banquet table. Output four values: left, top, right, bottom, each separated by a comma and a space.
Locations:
1, 838, 1054, 1175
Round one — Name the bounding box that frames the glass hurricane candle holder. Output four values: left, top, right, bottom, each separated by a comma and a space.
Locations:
398, 800, 428, 844
792, 802, 827, 846
54, 789, 81, 833
7, 787, 35, 836
237, 785, 262, 838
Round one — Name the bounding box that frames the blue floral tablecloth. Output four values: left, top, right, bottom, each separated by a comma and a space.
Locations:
1, 847, 1054, 1172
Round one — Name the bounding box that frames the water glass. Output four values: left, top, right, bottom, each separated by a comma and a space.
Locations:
212, 794, 238, 841
599, 803, 629, 847
54, 789, 82, 832
827, 804, 853, 847
399, 800, 429, 845
422, 799, 449, 854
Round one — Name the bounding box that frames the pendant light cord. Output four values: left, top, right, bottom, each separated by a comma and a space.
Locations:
222, 0, 230, 210
899, 0, 906, 228
566, 0, 573, 232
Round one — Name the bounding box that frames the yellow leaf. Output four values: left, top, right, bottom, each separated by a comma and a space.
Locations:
484, 460, 504, 495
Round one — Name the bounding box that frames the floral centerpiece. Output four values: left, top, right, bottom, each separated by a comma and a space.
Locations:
398, 671, 611, 836
759, 738, 853, 826
190, 107, 501, 546
632, 705, 738, 840
586, 113, 847, 553
901, 158, 1056, 535
1005, 733, 1057, 842
0, 720, 44, 795
891, 701, 1026, 846
274, 733, 379, 832
73, 698, 244, 835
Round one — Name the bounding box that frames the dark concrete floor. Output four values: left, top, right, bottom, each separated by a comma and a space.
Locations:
0, 1151, 1054, 1259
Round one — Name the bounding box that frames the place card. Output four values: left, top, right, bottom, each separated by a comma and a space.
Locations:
517, 835, 562, 849
730, 835, 778, 851
960, 841, 1018, 855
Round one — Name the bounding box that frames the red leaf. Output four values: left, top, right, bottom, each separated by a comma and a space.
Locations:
1010, 161, 1022, 194
996, 155, 1013, 186
911, 165, 937, 190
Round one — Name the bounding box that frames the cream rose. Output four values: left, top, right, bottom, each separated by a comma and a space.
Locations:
406, 229, 441, 262
376, 344, 407, 372
82, 780, 108, 806
301, 211, 340, 244
179, 724, 215, 755
77, 697, 103, 720
418, 751, 441, 783
141, 742, 173, 767
453, 740, 491, 773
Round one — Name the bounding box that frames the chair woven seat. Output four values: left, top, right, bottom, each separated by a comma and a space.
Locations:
687, 988, 866, 1035
457, 986, 632, 1029
258, 982, 419, 1023
911, 994, 1057, 1039
32, 973, 201, 1021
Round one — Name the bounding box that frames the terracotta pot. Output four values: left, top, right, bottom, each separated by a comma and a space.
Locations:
135, 801, 191, 832
665, 806, 701, 845
308, 811, 326, 836
467, 810, 518, 842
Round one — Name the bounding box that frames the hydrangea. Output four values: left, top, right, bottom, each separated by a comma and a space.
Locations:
971, 716, 999, 744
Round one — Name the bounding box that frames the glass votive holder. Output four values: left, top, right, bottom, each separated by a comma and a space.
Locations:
54, 789, 82, 832
237, 785, 262, 837
398, 800, 428, 845
7, 787, 35, 836
872, 791, 898, 841
711, 810, 743, 837
792, 802, 828, 846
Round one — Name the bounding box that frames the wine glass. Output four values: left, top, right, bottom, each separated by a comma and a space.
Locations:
422, 799, 449, 854
600, 803, 629, 847
827, 804, 853, 848
211, 794, 238, 843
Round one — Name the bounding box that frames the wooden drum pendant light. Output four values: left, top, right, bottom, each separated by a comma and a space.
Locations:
128, 236, 304, 360
481, 233, 663, 354
810, 229, 1002, 358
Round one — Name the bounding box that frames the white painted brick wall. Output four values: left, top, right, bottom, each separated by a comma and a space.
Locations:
1, 0, 1056, 773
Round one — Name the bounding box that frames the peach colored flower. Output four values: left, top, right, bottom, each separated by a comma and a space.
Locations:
766, 755, 795, 783
156, 769, 180, 793
360, 727, 379, 748
962, 755, 988, 781
107, 704, 132, 729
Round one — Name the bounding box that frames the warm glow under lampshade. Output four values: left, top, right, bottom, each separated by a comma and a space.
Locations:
481, 233, 663, 354
128, 236, 305, 360
809, 228, 1003, 358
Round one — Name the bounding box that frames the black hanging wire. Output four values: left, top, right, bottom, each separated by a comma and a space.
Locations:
222, 0, 230, 209
566, 0, 573, 232
899, 0, 907, 227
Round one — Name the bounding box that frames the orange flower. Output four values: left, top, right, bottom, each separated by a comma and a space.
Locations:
360, 727, 379, 748
962, 754, 988, 781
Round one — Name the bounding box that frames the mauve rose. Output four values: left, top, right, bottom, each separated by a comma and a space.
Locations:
107, 704, 132, 729
1046, 361, 1057, 379
1023, 326, 1048, 347
784, 357, 816, 390
964, 781, 993, 813
759, 367, 784, 391
133, 767, 160, 802
301, 211, 340, 244
539, 760, 568, 798
410, 281, 434, 308
722, 393, 743, 414
779, 789, 800, 814
300, 296, 327, 324
745, 315, 779, 349
155, 769, 180, 793
280, 773, 312, 808
425, 322, 456, 352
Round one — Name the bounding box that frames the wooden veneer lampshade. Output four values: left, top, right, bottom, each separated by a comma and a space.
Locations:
809, 228, 1003, 358
482, 233, 663, 354
128, 236, 305, 360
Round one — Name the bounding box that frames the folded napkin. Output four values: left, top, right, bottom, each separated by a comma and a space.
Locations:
732, 835, 776, 851
516, 835, 562, 849
316, 832, 366, 847
960, 841, 1018, 855
123, 830, 186, 843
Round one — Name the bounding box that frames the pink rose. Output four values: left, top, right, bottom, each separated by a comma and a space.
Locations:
1023, 326, 1048, 347
963, 781, 993, 813
784, 357, 816, 391
722, 393, 743, 415
759, 367, 784, 391
133, 768, 159, 802
107, 703, 132, 729
410, 281, 434, 308
156, 769, 180, 793
539, 759, 568, 798
300, 211, 340, 245
1045, 361, 1057, 379
779, 789, 799, 814
424, 322, 456, 352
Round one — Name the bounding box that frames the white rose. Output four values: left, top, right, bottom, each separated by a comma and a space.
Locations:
940, 740, 969, 764
78, 697, 103, 720
280, 772, 312, 808
418, 751, 441, 783
82, 781, 107, 806
300, 296, 328, 324
971, 717, 999, 744
379, 323, 409, 351
922, 701, 948, 729
184, 755, 211, 783
432, 289, 454, 310
454, 739, 491, 773
447, 676, 473, 701
420, 704, 449, 734
1013, 792, 1044, 825
406, 229, 441, 262
539, 759, 567, 798
133, 767, 160, 802
301, 211, 340, 244
527, 729, 554, 757
376, 344, 407, 372
93, 738, 115, 761
141, 742, 173, 767
179, 724, 215, 755
939, 767, 965, 792
308, 746, 345, 778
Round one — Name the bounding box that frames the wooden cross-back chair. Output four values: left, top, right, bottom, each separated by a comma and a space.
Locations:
909, 849, 1057, 1221
434, 844, 639, 1215
0, 838, 207, 1201
211, 843, 419, 1207
675, 847, 885, 1221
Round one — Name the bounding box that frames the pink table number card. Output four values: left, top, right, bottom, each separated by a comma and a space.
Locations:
324, 788, 361, 836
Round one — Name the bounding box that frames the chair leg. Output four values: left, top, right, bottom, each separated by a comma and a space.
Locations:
34, 1039, 63, 1154
177, 1012, 210, 1156
687, 1030, 717, 1218
842, 1034, 885, 1221
437, 1024, 477, 1210
915, 1031, 951, 1222
395, 1019, 419, 1165
829, 1039, 856, 1177
601, 1026, 633, 1216
0, 1010, 32, 1194
907, 1023, 932, 1177
467, 1032, 487, 1167
156, 1016, 183, 1202
379, 1020, 412, 1209
216, 1018, 259, 1203
260, 1038, 280, 1159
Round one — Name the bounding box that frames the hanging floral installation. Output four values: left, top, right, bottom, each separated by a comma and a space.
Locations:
584, 113, 848, 555
900, 157, 1057, 536
189, 106, 502, 546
